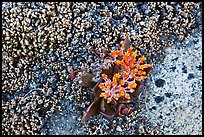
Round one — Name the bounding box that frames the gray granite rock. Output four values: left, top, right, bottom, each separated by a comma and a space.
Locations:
2, 2, 202, 135
141, 34, 202, 135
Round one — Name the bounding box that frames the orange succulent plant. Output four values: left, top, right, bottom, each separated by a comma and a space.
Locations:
71, 35, 152, 121
98, 40, 151, 104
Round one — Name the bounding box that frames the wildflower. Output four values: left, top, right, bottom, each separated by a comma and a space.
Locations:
119, 88, 125, 96
127, 47, 133, 53
123, 72, 129, 79
113, 76, 117, 82
138, 70, 146, 75
112, 73, 120, 85
129, 89, 135, 93
131, 68, 138, 77
138, 56, 147, 63
125, 93, 131, 99
114, 94, 120, 100
110, 50, 116, 57
100, 92, 110, 99
116, 50, 122, 56
120, 61, 126, 67
129, 62, 135, 69
121, 44, 125, 51
106, 83, 111, 89
125, 66, 129, 71
102, 73, 108, 79
136, 77, 142, 82
115, 73, 121, 79
107, 97, 112, 103
98, 36, 151, 107
112, 78, 118, 85
124, 52, 129, 60
137, 65, 144, 70
82, 35, 152, 121
99, 83, 106, 90
140, 76, 147, 80
131, 50, 138, 58
99, 92, 105, 97
115, 60, 121, 65
119, 80, 125, 86
129, 82, 137, 89
144, 64, 151, 68
125, 59, 129, 65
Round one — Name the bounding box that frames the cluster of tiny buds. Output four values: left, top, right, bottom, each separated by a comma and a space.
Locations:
98, 44, 151, 103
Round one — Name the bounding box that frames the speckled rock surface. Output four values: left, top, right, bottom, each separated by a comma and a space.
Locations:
46, 111, 84, 135
2, 2, 202, 135
141, 34, 202, 135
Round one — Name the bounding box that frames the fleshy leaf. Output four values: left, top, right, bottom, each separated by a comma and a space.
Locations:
131, 82, 143, 96
81, 99, 100, 121
144, 66, 152, 74
121, 107, 131, 116
101, 65, 114, 75
102, 49, 110, 59
90, 49, 102, 59
81, 72, 96, 88
99, 99, 115, 118
92, 79, 103, 99
69, 70, 80, 80
100, 98, 106, 112
117, 104, 125, 117
90, 48, 109, 60
121, 107, 131, 115
119, 97, 131, 104
117, 55, 123, 61
136, 82, 143, 93
117, 104, 131, 117
123, 35, 131, 52
113, 65, 120, 74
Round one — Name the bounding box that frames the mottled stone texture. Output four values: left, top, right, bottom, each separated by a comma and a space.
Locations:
2, 2, 202, 135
